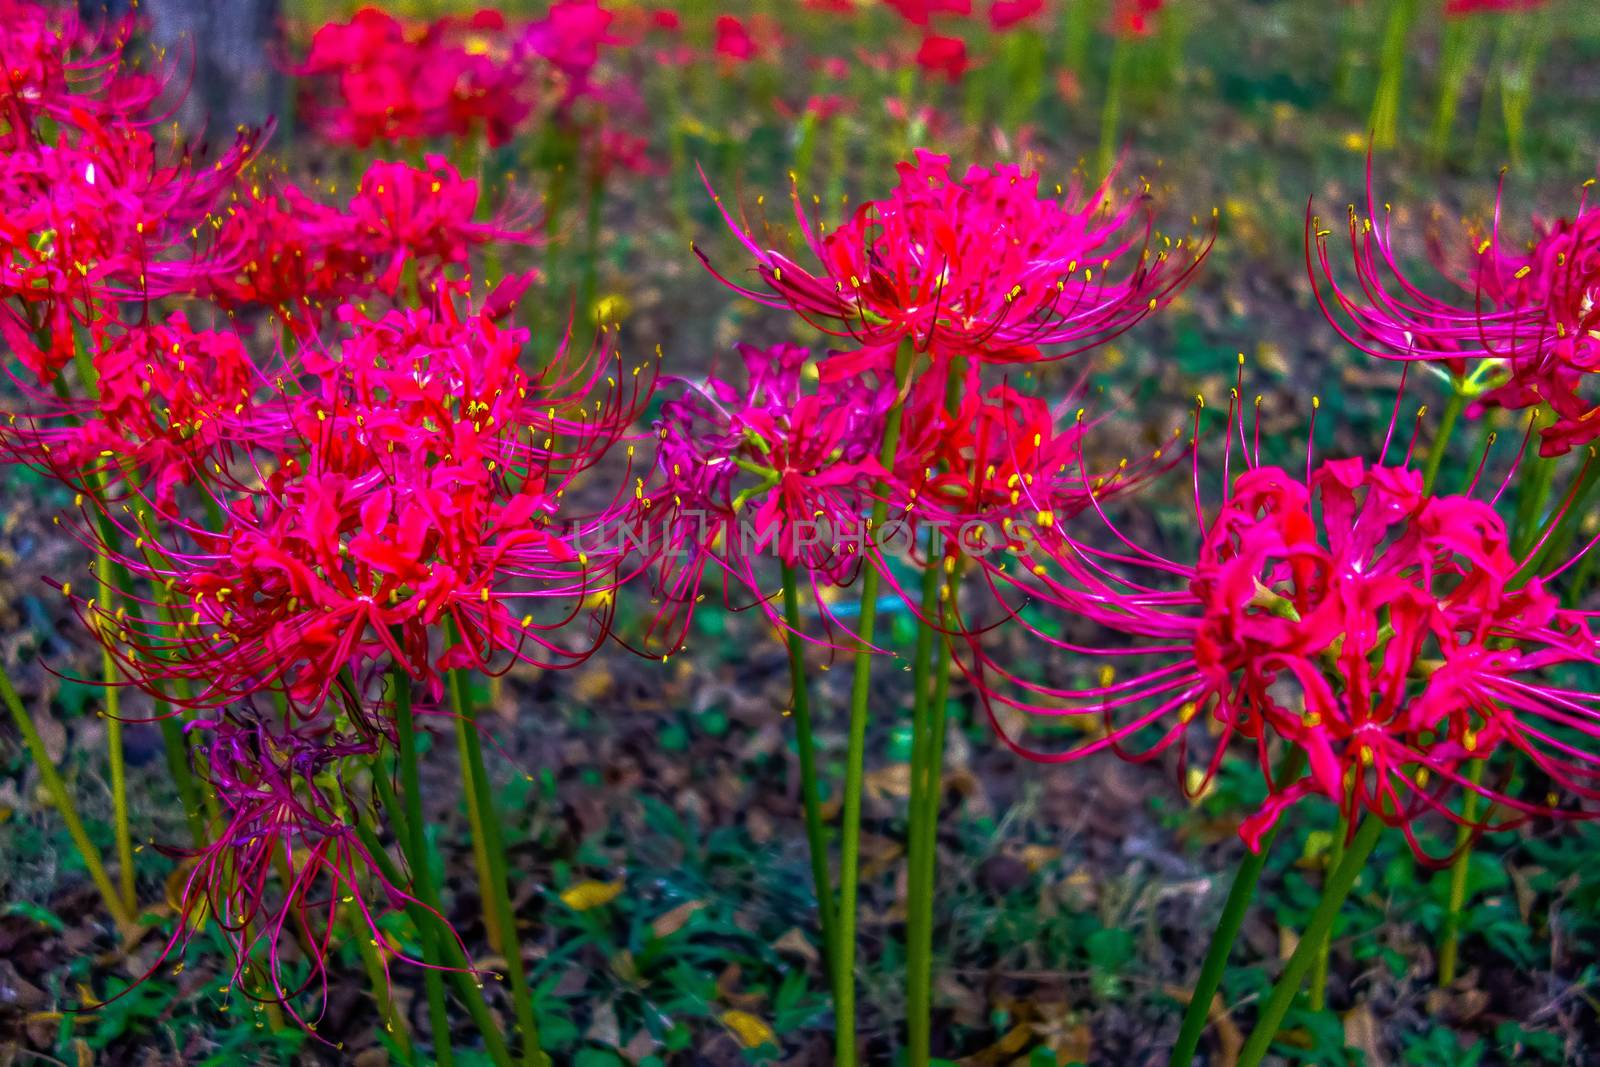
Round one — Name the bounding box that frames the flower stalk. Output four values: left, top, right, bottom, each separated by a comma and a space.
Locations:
1168, 749, 1304, 1067
1237, 817, 1385, 1067
0, 660, 135, 936
836, 336, 916, 1067
781, 563, 840, 994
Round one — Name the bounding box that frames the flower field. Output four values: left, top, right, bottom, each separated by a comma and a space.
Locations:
2, 1, 1600, 1064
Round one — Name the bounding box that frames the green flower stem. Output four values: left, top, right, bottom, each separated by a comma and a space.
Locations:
347, 903, 414, 1063
1421, 385, 1467, 496
1237, 818, 1385, 1067
1429, 17, 1483, 165
355, 785, 512, 1067
1369, 0, 1418, 150
451, 682, 503, 955
0, 660, 135, 935
447, 660, 545, 1066
1168, 748, 1305, 1067
390, 669, 458, 1067
781, 563, 840, 994
906, 556, 960, 1067
1308, 814, 1347, 1013
1098, 33, 1129, 181
835, 337, 915, 1067
904, 555, 943, 1066
101, 643, 134, 913
1437, 759, 1486, 986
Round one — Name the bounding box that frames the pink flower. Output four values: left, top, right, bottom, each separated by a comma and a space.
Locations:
915, 34, 969, 82
699, 149, 1209, 365
1112, 0, 1166, 37
714, 15, 759, 62
883, 0, 973, 26
76, 288, 650, 715
961, 411, 1600, 861
634, 342, 893, 653
1445, 0, 1546, 12
1311, 173, 1600, 455
989, 0, 1045, 29
3, 315, 261, 510
300, 8, 535, 146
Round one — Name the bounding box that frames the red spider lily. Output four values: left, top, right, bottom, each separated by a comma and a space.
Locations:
71, 288, 651, 715
892, 375, 1177, 554
698, 149, 1210, 366
989, 0, 1047, 30
0, 1, 162, 129
1310, 173, 1600, 455
1112, 0, 1166, 37
883, 0, 974, 26
1, 314, 267, 510
914, 34, 969, 83
209, 156, 533, 330
633, 342, 893, 655
714, 15, 759, 63
957, 398, 1600, 862
298, 8, 535, 147
0, 115, 266, 382
521, 0, 617, 102
130, 717, 462, 1037
1445, 0, 1547, 12
346, 156, 534, 296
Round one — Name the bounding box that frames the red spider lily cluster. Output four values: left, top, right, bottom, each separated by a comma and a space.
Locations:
209, 155, 534, 329
1313, 175, 1600, 455
642, 150, 1202, 652
0, 1, 648, 1023
5, 0, 1600, 1049
699, 149, 1207, 363
966, 429, 1600, 861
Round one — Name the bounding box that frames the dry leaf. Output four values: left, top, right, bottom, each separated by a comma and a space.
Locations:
864, 763, 912, 800
559, 879, 623, 911
720, 1009, 776, 1048
1342, 1002, 1385, 1067
773, 927, 820, 964
650, 900, 708, 939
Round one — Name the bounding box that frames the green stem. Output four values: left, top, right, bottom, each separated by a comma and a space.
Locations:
1429, 18, 1482, 165
355, 789, 513, 1067
1098, 34, 1129, 181
1421, 385, 1467, 496
906, 557, 959, 1067
1237, 818, 1385, 1067
1369, 0, 1418, 150
1437, 760, 1485, 986
905, 556, 943, 1066
348, 904, 415, 1063
102, 644, 135, 912
0, 661, 135, 934
391, 669, 457, 1067
835, 337, 915, 1067
157, 714, 207, 848
452, 683, 503, 955
1308, 814, 1347, 1013
449, 661, 545, 1066
781, 564, 840, 995
1168, 749, 1305, 1067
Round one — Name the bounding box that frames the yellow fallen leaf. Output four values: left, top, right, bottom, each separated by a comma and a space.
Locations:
721, 1009, 775, 1049
560, 879, 623, 911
